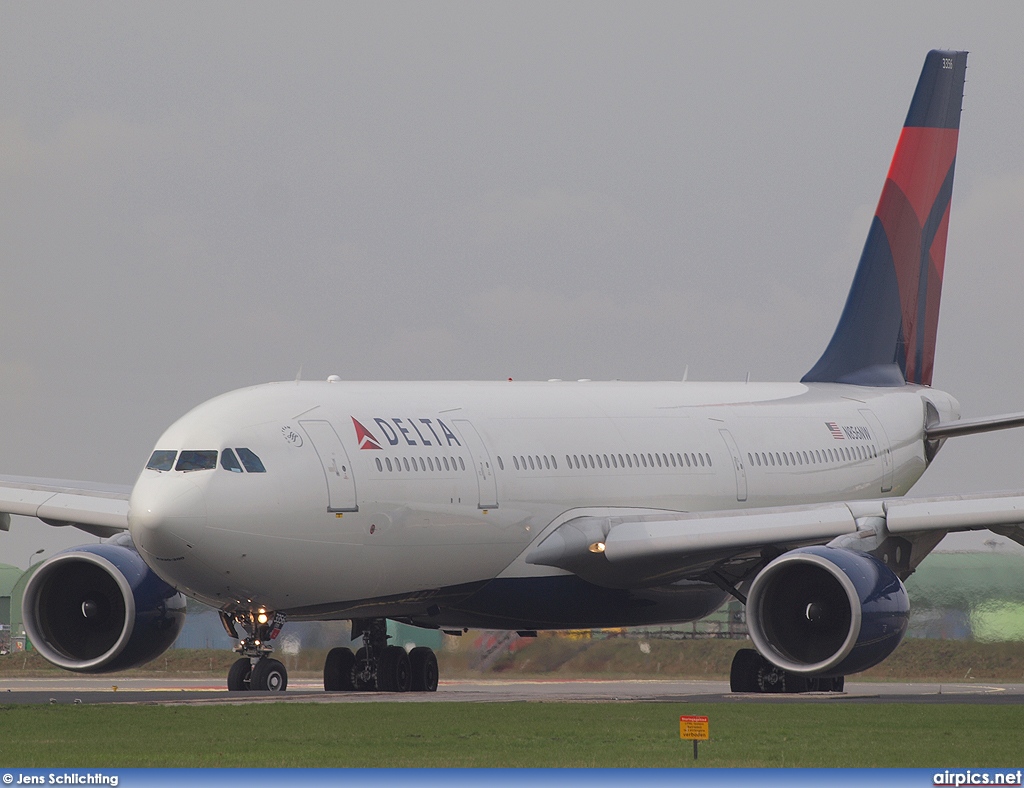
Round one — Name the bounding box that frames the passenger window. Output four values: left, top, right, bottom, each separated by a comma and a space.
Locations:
529, 456, 536, 470
236, 448, 266, 473
543, 456, 550, 470
221, 449, 243, 473
443, 457, 450, 471
376, 458, 383, 472
513, 456, 520, 471
458, 457, 465, 471
177, 450, 217, 472
552, 456, 558, 470
147, 450, 177, 472
386, 457, 393, 472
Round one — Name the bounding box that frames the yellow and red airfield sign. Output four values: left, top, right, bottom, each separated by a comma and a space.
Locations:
679, 715, 709, 741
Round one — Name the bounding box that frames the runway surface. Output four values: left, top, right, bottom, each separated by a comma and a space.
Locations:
2, 677, 1023, 706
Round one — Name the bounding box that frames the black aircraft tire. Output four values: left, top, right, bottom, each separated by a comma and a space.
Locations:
380, 646, 412, 692
227, 658, 252, 691
409, 647, 439, 692
729, 649, 761, 693
784, 673, 809, 693
250, 657, 288, 692
324, 647, 356, 692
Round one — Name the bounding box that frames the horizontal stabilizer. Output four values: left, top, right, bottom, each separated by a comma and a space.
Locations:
925, 411, 1024, 439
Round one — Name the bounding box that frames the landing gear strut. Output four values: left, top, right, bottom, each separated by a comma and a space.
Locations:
322, 618, 439, 693
222, 608, 289, 692
729, 648, 844, 694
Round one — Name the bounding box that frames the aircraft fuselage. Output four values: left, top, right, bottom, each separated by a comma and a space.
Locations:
128, 379, 957, 628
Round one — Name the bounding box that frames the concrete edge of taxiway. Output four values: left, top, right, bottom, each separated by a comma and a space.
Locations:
1, 678, 1022, 706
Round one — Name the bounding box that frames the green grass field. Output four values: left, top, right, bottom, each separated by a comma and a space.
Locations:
0, 703, 1021, 767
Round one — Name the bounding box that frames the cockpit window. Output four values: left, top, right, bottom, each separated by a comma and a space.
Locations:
176, 450, 218, 472
220, 449, 243, 473
236, 448, 266, 473
146, 450, 177, 472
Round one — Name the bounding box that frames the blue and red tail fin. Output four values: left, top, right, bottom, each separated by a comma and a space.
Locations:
802, 50, 967, 387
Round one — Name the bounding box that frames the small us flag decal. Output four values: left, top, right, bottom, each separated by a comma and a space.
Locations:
826, 422, 845, 439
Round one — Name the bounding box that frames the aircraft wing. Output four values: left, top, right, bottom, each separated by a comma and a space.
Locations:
526, 492, 1024, 589
0, 474, 131, 538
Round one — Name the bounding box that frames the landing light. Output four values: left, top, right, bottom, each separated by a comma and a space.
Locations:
257, 612, 269, 625
588, 542, 606, 554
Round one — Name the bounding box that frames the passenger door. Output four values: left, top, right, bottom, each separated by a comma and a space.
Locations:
299, 420, 359, 512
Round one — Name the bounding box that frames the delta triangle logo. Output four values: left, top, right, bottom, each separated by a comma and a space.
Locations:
351, 417, 383, 450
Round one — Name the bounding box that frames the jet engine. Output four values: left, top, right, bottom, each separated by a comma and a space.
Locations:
745, 545, 909, 677
22, 543, 186, 673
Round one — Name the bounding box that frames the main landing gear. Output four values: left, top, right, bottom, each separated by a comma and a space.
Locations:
729, 648, 844, 694
222, 608, 290, 692
323, 617, 439, 693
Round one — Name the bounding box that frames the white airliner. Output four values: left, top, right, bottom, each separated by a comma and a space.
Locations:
3, 50, 1023, 694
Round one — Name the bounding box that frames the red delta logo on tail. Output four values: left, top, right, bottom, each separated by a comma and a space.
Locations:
351, 418, 383, 450
879, 104, 959, 385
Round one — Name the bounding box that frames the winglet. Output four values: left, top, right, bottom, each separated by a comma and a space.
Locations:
803, 50, 968, 387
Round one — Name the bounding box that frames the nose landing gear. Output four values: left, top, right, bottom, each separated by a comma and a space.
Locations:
222, 608, 289, 692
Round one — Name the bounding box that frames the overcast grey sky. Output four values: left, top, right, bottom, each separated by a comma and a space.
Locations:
2, 2, 1024, 564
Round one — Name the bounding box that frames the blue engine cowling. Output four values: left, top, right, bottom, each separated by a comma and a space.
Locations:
745, 546, 909, 677
22, 543, 187, 673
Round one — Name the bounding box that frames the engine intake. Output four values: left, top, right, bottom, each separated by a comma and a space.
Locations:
746, 546, 909, 676
23, 543, 187, 673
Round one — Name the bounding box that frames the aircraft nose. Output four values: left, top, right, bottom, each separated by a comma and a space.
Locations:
129, 474, 208, 558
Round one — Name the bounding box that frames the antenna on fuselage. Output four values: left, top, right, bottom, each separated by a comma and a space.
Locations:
295, 365, 303, 384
